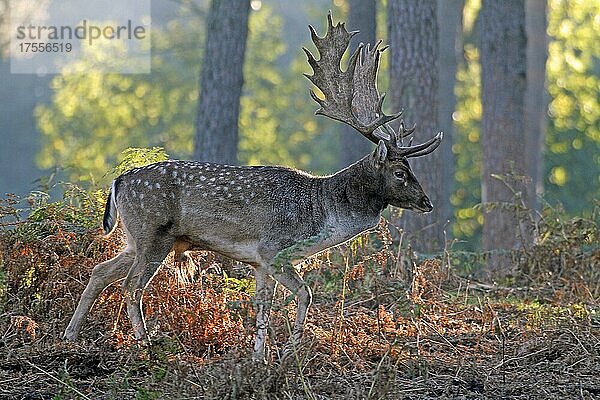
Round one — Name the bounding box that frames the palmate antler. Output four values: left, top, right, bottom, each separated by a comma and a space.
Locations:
304, 11, 442, 159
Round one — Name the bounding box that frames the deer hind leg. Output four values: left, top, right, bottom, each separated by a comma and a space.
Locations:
63, 247, 135, 341
252, 266, 276, 362
122, 236, 174, 341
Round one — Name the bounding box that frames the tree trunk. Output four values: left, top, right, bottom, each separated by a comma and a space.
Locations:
480, 0, 528, 273
388, 0, 444, 253
339, 0, 377, 167
193, 0, 250, 164
437, 0, 465, 239
525, 0, 548, 210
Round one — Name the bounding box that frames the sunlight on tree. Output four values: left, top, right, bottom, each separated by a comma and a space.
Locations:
239, 6, 289, 165
35, 12, 203, 183
450, 0, 482, 249
545, 0, 600, 213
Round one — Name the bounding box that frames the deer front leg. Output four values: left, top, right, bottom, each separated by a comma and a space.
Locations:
252, 266, 276, 362
272, 269, 312, 355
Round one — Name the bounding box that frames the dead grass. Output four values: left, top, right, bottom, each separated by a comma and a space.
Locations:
1, 221, 599, 399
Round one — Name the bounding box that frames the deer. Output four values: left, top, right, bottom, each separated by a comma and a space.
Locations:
63, 12, 442, 362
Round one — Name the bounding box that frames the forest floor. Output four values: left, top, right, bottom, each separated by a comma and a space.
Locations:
1, 221, 599, 399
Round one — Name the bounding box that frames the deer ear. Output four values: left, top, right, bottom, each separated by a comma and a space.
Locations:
372, 140, 388, 166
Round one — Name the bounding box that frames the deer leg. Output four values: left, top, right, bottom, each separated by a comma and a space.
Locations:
271, 268, 312, 355
63, 247, 135, 341
122, 237, 174, 341
252, 266, 276, 362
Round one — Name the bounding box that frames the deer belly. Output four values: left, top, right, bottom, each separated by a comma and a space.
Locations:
180, 235, 262, 265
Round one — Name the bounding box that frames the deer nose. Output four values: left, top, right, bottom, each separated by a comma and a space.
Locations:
419, 196, 433, 212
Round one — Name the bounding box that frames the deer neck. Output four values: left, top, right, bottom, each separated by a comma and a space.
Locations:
321, 156, 387, 228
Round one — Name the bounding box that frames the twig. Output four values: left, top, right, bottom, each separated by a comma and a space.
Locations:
367, 344, 394, 400
22, 358, 92, 400
493, 346, 548, 369
566, 328, 590, 356
419, 319, 458, 351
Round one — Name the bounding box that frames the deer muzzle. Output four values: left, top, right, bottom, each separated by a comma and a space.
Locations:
415, 195, 433, 213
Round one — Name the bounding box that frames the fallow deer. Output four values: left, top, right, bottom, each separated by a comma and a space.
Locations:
63, 12, 442, 361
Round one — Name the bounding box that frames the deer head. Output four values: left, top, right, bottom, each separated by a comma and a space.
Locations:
303, 12, 442, 213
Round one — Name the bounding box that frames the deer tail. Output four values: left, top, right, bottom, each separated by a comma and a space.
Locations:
102, 180, 119, 235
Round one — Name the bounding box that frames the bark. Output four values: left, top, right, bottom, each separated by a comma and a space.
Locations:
437, 0, 465, 238
388, 0, 444, 253
480, 0, 528, 273
339, 0, 377, 167
525, 0, 548, 210
193, 0, 250, 164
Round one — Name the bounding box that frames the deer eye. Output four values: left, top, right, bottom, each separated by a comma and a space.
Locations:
394, 170, 407, 183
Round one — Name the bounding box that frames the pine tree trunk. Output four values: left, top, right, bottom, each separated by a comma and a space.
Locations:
339, 0, 377, 168
437, 0, 465, 239
193, 0, 250, 164
525, 0, 548, 210
480, 0, 528, 273
388, 0, 444, 253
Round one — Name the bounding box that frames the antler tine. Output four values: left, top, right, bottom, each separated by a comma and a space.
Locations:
304, 11, 402, 144
393, 131, 444, 159
398, 120, 417, 145
379, 123, 399, 147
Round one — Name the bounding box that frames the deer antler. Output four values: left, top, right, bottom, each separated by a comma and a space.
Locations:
303, 11, 401, 144
304, 11, 443, 159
